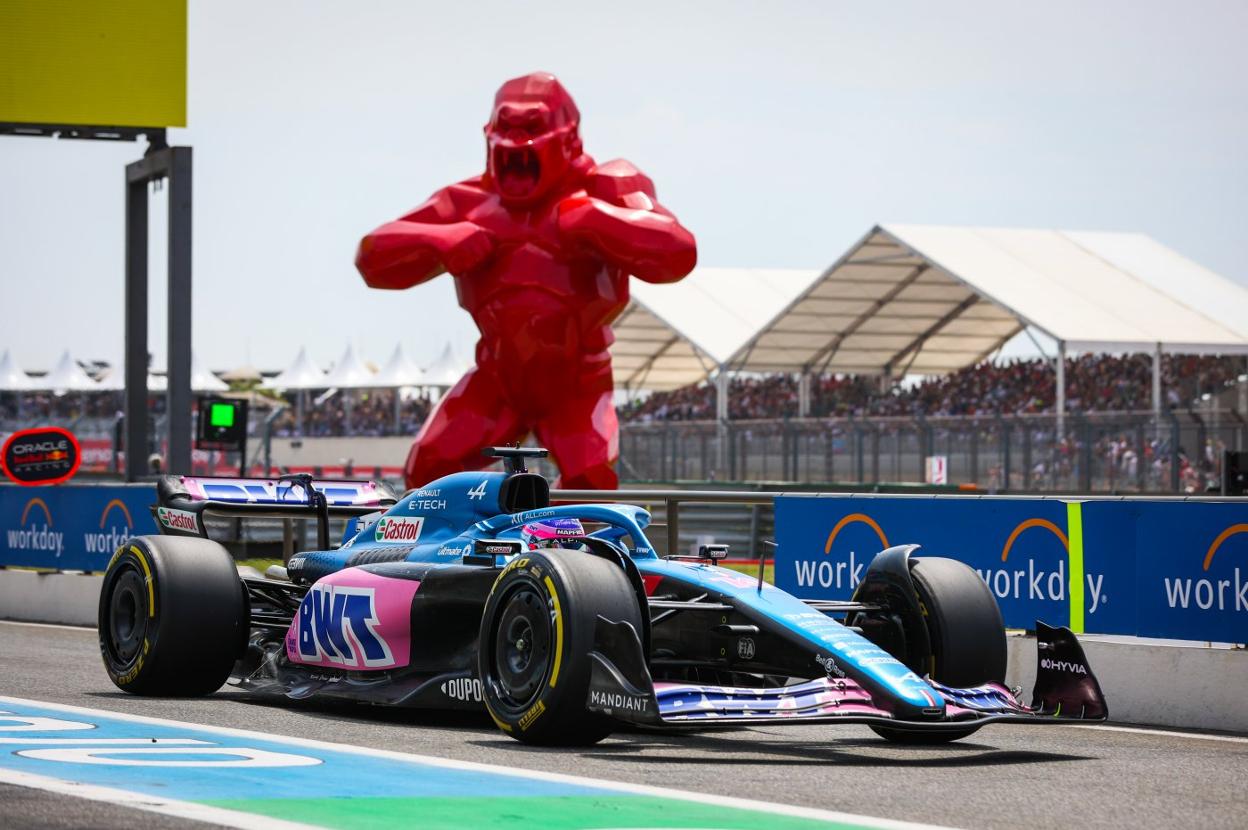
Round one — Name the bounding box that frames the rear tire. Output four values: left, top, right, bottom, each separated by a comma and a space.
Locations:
478, 548, 643, 746
98, 535, 247, 696
871, 556, 1006, 744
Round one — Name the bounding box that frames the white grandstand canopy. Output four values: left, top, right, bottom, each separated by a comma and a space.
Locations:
265, 346, 327, 390
323, 344, 376, 389
143, 354, 229, 393
424, 342, 469, 388
611, 268, 820, 391
730, 225, 1248, 380
373, 343, 425, 388
31, 351, 99, 393
0, 350, 33, 391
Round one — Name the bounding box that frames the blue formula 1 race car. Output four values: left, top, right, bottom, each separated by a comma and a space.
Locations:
98, 447, 1107, 746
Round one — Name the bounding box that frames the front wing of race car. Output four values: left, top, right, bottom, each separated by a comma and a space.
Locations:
586, 619, 1108, 732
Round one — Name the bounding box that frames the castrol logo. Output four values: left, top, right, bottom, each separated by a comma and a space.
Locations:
376, 516, 424, 543
156, 507, 199, 533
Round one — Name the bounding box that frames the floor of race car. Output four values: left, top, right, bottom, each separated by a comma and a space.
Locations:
1, 621, 1245, 830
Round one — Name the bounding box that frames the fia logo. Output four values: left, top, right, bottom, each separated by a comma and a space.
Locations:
296, 585, 393, 668
736, 637, 756, 660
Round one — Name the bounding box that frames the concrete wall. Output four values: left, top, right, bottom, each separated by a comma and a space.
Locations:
1006, 633, 1248, 733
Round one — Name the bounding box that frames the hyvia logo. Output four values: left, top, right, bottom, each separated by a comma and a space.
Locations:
1040, 657, 1087, 675
295, 585, 394, 668
156, 506, 198, 534
375, 515, 424, 543
1162, 524, 1248, 614
440, 677, 482, 702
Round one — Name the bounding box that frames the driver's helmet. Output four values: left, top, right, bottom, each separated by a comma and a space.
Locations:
520, 517, 588, 551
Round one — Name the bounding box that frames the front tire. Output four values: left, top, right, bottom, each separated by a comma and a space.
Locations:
478, 548, 643, 746
98, 535, 247, 696
871, 556, 1006, 744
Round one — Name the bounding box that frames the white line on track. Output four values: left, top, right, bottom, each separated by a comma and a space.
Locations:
1077, 723, 1248, 744
0, 695, 957, 830
0, 767, 323, 830
0, 620, 94, 633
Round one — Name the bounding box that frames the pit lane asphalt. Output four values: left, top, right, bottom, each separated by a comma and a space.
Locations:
2, 621, 1245, 830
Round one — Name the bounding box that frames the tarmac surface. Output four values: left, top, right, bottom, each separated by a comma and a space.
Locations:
2, 619, 1246, 830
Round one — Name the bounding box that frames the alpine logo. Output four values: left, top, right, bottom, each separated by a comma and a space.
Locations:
1040, 657, 1088, 675
441, 677, 482, 702
589, 690, 649, 712
156, 507, 198, 533
375, 516, 423, 543
295, 585, 394, 668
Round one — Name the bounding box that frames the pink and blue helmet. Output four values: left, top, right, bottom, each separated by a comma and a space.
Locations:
520, 517, 588, 550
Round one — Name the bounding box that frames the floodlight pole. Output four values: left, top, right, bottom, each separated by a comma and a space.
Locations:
124, 144, 193, 480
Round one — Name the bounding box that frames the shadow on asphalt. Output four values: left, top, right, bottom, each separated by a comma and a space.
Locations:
81, 691, 1091, 768
467, 730, 1094, 768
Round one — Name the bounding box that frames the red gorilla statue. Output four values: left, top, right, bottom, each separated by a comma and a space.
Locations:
356, 72, 697, 490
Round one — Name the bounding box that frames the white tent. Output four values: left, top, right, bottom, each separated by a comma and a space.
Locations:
144, 354, 229, 393
424, 342, 470, 388
31, 351, 99, 393
373, 343, 425, 388
730, 225, 1248, 420
610, 268, 821, 392
0, 350, 33, 391
323, 344, 376, 389
264, 347, 327, 390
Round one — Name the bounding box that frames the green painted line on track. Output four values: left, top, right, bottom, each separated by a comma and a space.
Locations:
203, 795, 874, 830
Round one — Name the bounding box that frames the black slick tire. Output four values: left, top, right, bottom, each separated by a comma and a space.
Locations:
98, 535, 247, 696
478, 548, 643, 746
871, 556, 1007, 744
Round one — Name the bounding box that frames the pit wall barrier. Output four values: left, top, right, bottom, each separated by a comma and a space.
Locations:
775, 494, 1248, 644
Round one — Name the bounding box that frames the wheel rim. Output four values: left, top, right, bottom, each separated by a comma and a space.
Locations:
490, 583, 552, 709
107, 565, 148, 666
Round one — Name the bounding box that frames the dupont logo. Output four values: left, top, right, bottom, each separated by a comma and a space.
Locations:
440, 677, 482, 702
1040, 658, 1087, 675
156, 506, 198, 533
375, 516, 424, 543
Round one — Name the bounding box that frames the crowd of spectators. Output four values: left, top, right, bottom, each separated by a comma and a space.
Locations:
271, 390, 433, 437
619, 355, 1246, 423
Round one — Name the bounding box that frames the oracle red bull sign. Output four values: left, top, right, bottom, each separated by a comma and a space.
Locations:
1, 427, 80, 485
776, 495, 1247, 644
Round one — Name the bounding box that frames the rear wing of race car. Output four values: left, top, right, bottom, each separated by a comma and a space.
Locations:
151, 473, 398, 550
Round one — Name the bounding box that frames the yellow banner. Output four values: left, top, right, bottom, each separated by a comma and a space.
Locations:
0, 0, 186, 129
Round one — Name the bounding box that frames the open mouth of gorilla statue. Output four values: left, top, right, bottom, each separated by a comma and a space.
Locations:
494, 146, 541, 199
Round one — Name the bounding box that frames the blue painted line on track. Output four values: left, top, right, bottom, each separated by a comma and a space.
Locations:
0, 700, 612, 801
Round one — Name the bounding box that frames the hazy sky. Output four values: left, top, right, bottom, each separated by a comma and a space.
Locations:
2, 0, 1245, 374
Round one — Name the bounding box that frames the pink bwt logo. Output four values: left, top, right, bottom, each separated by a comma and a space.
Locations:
293, 585, 394, 669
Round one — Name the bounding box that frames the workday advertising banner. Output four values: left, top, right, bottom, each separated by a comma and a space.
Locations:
775, 497, 1133, 637
0, 484, 158, 572
776, 496, 1247, 642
